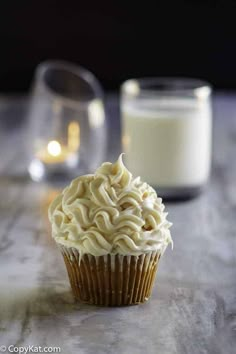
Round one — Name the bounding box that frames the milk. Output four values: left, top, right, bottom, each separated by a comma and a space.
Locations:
122, 98, 212, 194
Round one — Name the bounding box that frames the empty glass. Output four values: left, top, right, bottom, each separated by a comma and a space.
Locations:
28, 60, 106, 182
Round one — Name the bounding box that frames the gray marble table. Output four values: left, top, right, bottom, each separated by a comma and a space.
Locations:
0, 94, 235, 354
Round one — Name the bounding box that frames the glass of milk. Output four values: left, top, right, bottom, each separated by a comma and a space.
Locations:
121, 78, 212, 199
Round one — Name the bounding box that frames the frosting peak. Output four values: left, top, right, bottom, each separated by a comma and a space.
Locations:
48, 154, 172, 257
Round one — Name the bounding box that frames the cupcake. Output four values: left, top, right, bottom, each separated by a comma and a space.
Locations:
48, 154, 172, 306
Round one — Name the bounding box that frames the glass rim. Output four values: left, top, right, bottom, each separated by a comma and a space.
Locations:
34, 60, 104, 107
121, 77, 212, 98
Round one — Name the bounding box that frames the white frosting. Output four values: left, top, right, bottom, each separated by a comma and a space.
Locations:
48, 154, 172, 258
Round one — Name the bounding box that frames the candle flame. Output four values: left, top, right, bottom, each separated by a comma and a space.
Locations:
47, 140, 62, 157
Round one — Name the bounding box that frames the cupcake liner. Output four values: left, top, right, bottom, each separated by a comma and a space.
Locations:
59, 245, 161, 306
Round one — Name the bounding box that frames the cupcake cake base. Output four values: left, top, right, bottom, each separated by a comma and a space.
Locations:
60, 245, 161, 306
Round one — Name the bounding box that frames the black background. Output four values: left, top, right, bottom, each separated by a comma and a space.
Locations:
0, 0, 236, 92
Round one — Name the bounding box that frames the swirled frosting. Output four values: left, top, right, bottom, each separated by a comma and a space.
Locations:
48, 154, 172, 257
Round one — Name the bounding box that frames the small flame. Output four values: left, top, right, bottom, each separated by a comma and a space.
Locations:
47, 140, 62, 157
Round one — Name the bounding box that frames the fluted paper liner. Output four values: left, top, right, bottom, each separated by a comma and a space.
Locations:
59, 245, 161, 306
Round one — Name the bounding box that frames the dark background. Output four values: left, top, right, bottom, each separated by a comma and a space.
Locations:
0, 0, 236, 92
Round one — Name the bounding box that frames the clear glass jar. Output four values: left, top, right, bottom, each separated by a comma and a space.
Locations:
28, 60, 106, 182
121, 78, 212, 199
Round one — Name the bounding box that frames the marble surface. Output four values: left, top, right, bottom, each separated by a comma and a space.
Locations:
0, 93, 236, 354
